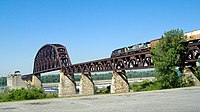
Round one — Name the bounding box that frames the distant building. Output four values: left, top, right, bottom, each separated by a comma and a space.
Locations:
7, 71, 27, 89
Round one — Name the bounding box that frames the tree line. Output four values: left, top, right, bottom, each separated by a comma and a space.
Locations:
0, 71, 155, 85
40, 71, 155, 83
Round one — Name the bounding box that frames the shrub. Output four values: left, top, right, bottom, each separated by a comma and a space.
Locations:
130, 81, 161, 92
194, 66, 200, 81
130, 75, 195, 92
47, 92, 58, 98
180, 75, 195, 87
0, 87, 59, 102
94, 86, 99, 94
27, 87, 46, 99
95, 86, 110, 94
0, 89, 15, 102
13, 88, 28, 101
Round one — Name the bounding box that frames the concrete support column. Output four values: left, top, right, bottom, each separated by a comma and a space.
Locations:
7, 74, 27, 89
31, 75, 42, 87
24, 80, 32, 88
59, 72, 76, 97
111, 70, 129, 93
182, 67, 200, 86
79, 73, 94, 95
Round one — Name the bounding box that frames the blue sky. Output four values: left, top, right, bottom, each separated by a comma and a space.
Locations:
0, 0, 200, 76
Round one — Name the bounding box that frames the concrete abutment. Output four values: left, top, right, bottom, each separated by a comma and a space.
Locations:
79, 73, 95, 95
7, 71, 27, 89
182, 67, 200, 86
111, 70, 129, 93
59, 72, 76, 97
31, 75, 42, 87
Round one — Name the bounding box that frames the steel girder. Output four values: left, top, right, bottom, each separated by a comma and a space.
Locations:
63, 51, 153, 74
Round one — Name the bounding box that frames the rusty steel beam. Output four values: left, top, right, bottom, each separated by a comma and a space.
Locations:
63, 50, 153, 74
21, 74, 33, 81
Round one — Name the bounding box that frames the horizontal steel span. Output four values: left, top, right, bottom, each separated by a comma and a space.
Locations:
22, 40, 200, 81
64, 50, 153, 74
62, 40, 200, 74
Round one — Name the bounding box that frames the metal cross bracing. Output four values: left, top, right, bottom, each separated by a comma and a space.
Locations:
63, 51, 153, 75
184, 40, 200, 65
22, 40, 200, 81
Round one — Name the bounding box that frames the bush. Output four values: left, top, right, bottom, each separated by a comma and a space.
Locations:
130, 75, 195, 92
13, 88, 28, 101
95, 86, 110, 94
0, 87, 58, 102
47, 92, 58, 98
27, 87, 46, 99
0, 90, 13, 102
194, 66, 200, 81
179, 76, 195, 87
130, 81, 161, 92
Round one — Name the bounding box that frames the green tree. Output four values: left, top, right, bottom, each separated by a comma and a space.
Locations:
151, 29, 186, 89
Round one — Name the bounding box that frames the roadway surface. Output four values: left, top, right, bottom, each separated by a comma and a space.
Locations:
0, 86, 200, 112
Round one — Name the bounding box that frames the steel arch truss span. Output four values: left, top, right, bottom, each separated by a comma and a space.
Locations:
64, 51, 153, 74
33, 44, 72, 74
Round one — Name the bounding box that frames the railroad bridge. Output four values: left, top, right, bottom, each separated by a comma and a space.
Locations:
21, 40, 200, 96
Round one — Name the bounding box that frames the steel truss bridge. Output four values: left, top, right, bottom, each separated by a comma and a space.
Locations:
22, 40, 200, 80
